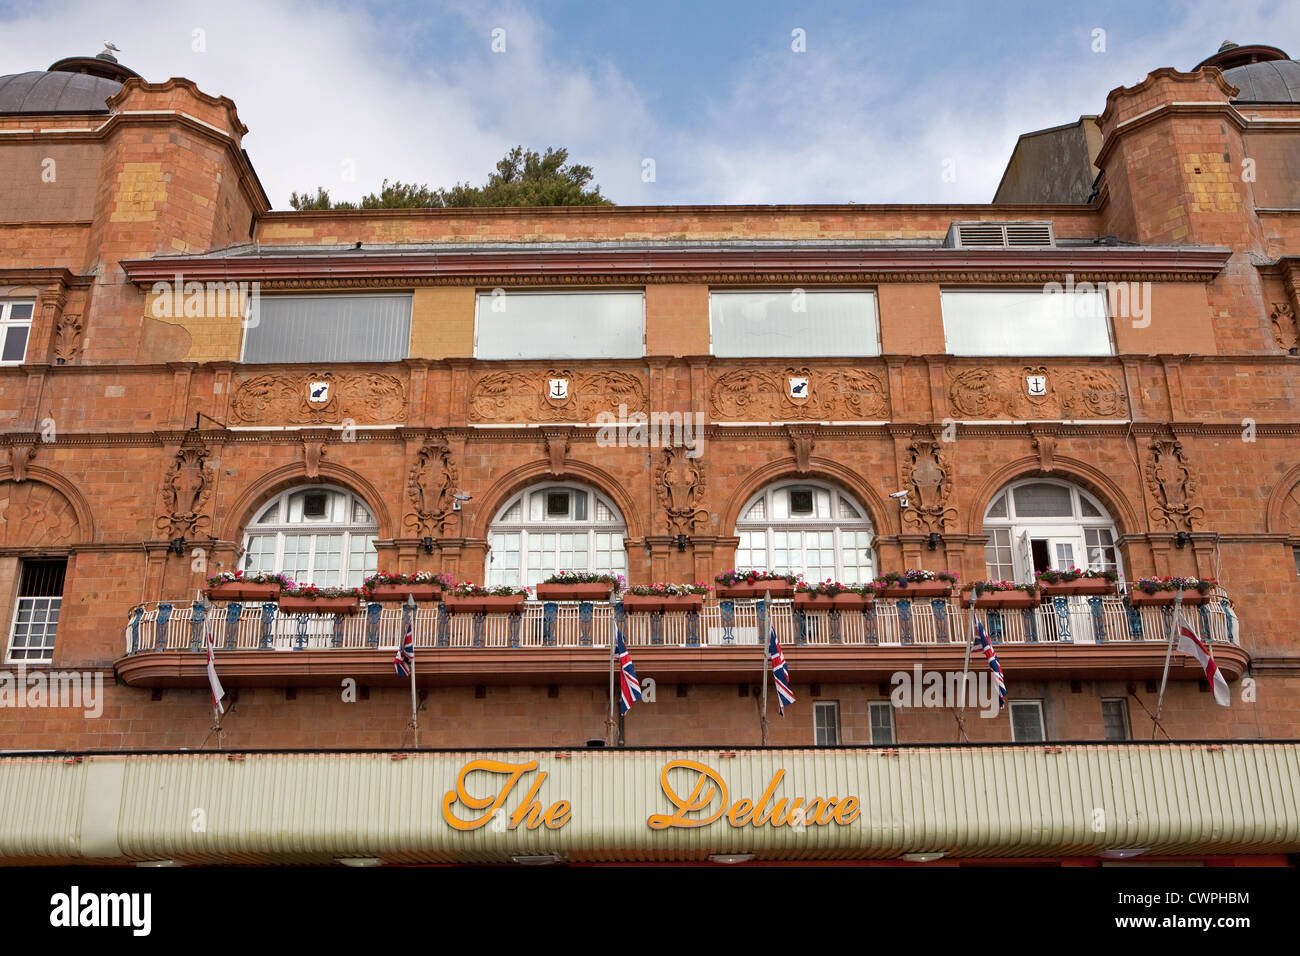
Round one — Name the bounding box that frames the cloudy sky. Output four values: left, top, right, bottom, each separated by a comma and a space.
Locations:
1, 0, 1296, 208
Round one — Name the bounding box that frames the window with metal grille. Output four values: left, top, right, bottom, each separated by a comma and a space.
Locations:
0, 300, 34, 365
7, 558, 67, 662
869, 700, 895, 745
242, 294, 412, 363
1009, 700, 1046, 742
1101, 698, 1131, 740
813, 701, 840, 746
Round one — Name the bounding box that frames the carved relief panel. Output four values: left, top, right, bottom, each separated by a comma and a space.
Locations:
710, 367, 888, 421
947, 366, 1127, 419
468, 369, 647, 423
230, 371, 407, 426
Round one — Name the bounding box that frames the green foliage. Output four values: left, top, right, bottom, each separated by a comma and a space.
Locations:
287, 146, 612, 210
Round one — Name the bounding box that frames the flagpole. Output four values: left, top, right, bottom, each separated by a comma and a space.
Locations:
955, 590, 976, 743
1151, 588, 1185, 740
406, 594, 419, 750
760, 590, 770, 747
607, 594, 618, 746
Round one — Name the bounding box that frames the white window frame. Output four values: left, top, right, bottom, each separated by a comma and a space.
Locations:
473, 289, 646, 360
6, 558, 66, 664
734, 480, 876, 584
982, 478, 1122, 585
0, 300, 35, 366
940, 287, 1116, 357
1101, 697, 1131, 741
1009, 700, 1046, 742
813, 701, 840, 746
486, 482, 628, 588
241, 484, 378, 588
869, 700, 895, 745
708, 288, 880, 357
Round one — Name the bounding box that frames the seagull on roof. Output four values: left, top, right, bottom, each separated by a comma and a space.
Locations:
104, 42, 120, 53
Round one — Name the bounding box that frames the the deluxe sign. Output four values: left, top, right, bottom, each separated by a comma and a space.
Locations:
441, 758, 860, 831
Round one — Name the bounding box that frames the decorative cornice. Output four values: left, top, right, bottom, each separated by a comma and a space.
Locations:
119, 247, 1232, 286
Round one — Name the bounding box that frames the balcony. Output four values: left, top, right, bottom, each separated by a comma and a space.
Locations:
115, 594, 1248, 688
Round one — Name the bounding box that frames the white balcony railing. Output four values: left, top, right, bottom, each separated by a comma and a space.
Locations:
125, 595, 1240, 655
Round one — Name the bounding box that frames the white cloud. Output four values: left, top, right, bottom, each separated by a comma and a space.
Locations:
2, 0, 1298, 208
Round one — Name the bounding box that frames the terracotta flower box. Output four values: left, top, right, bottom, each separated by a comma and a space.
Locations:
534, 582, 616, 602
961, 589, 1040, 609
1127, 590, 1212, 607
793, 592, 874, 610
621, 594, 705, 613
367, 584, 443, 603
878, 582, 953, 599
444, 594, 527, 614
716, 581, 795, 600
204, 582, 281, 602
1037, 579, 1116, 598
278, 595, 360, 614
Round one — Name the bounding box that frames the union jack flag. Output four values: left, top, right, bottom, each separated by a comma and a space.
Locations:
394, 606, 414, 677
616, 630, 643, 715
973, 621, 1006, 710
768, 629, 796, 715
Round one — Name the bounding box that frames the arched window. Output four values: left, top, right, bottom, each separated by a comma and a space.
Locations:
982, 479, 1122, 583
241, 485, 378, 588
487, 482, 627, 587
734, 480, 875, 583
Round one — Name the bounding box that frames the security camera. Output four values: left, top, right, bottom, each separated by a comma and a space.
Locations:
889, 490, 910, 509
452, 492, 471, 512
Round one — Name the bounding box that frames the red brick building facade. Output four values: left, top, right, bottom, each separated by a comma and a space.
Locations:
0, 42, 1298, 864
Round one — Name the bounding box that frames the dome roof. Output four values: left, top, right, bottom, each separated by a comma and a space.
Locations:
0, 48, 140, 115
0, 69, 122, 114
1222, 58, 1300, 103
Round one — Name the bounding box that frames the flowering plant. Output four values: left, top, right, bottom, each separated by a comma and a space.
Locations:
540, 571, 626, 588
714, 570, 802, 586
795, 579, 879, 597
1035, 567, 1118, 584
968, 580, 1040, 595
444, 580, 532, 598
626, 582, 711, 596
206, 569, 296, 589
280, 585, 364, 600
1132, 576, 1214, 595
363, 570, 456, 590
875, 569, 958, 587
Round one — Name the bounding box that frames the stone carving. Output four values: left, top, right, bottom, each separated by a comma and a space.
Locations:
404, 435, 459, 538
230, 372, 407, 426
302, 439, 325, 478
948, 366, 1126, 419
0, 482, 79, 546
655, 447, 708, 537
156, 441, 214, 538
787, 425, 817, 474
1031, 433, 1056, 473
1271, 302, 1299, 353
54, 311, 83, 365
1280, 481, 1300, 532
468, 369, 646, 423
900, 439, 957, 533
1145, 438, 1204, 531
710, 367, 888, 421
544, 431, 569, 476
8, 444, 36, 482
